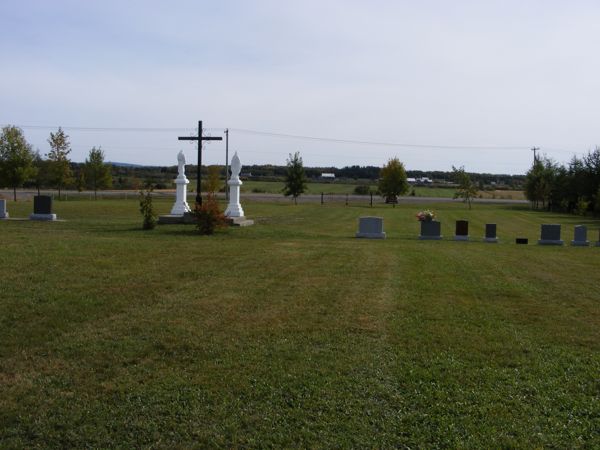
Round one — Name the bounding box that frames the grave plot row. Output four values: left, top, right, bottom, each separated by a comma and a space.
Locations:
355, 217, 600, 246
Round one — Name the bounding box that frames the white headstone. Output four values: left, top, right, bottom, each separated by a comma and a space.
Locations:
170, 150, 191, 216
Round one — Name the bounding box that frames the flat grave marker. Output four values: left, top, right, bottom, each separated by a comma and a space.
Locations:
516, 237, 528, 245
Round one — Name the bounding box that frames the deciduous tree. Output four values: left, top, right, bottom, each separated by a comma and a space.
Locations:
0, 125, 35, 201
452, 165, 478, 209
47, 127, 73, 199
283, 152, 307, 205
84, 146, 112, 199
378, 157, 409, 204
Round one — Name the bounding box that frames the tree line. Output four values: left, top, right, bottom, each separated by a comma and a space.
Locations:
524, 149, 600, 215
0, 125, 112, 200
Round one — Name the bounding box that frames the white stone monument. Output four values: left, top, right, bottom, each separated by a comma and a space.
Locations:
224, 152, 253, 226
170, 150, 191, 215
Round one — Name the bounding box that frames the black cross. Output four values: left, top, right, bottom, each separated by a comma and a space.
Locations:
178, 120, 222, 206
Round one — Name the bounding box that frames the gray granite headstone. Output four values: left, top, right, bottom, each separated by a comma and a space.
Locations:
30, 195, 57, 221
484, 223, 497, 243
419, 220, 442, 240
538, 224, 563, 245
355, 216, 386, 239
597, 229, 600, 247
454, 220, 469, 241
0, 199, 7, 219
571, 225, 589, 246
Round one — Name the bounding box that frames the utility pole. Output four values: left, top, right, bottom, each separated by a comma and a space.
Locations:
531, 146, 539, 164
225, 128, 229, 200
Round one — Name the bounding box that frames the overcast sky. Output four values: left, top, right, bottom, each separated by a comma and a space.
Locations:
1, 0, 599, 173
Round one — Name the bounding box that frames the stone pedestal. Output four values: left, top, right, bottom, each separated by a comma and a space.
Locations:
0, 199, 8, 219
224, 178, 244, 218
355, 216, 386, 239
170, 176, 191, 215
224, 152, 253, 226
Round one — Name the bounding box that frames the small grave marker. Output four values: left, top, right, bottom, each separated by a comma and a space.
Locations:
355, 216, 386, 239
516, 237, 528, 245
538, 224, 564, 245
454, 220, 469, 241
571, 225, 589, 246
484, 223, 498, 243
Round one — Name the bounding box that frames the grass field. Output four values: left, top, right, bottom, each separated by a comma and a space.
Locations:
1, 199, 599, 447
240, 180, 526, 200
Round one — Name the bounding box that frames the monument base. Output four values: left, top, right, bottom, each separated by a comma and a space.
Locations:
538, 239, 564, 245
419, 235, 442, 240
454, 235, 469, 241
30, 213, 57, 221
0, 213, 8, 219
355, 232, 386, 239
158, 212, 196, 225
571, 240, 590, 247
226, 216, 254, 227
483, 237, 498, 243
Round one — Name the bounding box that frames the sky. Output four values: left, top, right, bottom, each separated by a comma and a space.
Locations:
1, 0, 599, 174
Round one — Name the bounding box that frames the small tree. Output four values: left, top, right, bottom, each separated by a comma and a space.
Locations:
283, 151, 307, 205
75, 169, 86, 193
378, 157, 409, 204
0, 125, 36, 201
195, 193, 226, 235
47, 127, 73, 199
452, 165, 478, 209
32, 150, 49, 195
139, 186, 157, 230
84, 146, 112, 199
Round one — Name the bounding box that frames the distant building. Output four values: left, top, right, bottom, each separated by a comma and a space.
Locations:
320, 173, 335, 181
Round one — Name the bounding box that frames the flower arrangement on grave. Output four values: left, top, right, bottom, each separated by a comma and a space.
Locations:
416, 210, 435, 222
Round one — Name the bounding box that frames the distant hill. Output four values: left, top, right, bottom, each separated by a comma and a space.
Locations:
107, 161, 145, 168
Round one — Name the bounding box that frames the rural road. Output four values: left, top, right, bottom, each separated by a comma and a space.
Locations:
2, 189, 529, 205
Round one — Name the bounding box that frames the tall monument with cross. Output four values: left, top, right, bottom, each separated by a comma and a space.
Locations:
178, 120, 223, 206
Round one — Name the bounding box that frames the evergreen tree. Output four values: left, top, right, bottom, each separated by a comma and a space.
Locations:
47, 127, 73, 199
378, 157, 409, 204
0, 125, 35, 201
84, 146, 112, 199
283, 152, 307, 205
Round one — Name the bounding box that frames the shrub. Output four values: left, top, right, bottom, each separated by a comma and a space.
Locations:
353, 185, 371, 195
195, 194, 226, 235
575, 198, 589, 216
139, 187, 157, 230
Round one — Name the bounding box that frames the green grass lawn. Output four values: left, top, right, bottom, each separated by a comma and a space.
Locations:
1, 199, 599, 448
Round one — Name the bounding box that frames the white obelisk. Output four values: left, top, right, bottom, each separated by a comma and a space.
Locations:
170, 150, 191, 215
224, 152, 244, 217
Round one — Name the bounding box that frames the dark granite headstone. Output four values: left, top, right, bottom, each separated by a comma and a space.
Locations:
419, 220, 442, 240
30, 195, 57, 221
538, 224, 563, 245
455, 220, 469, 240
516, 238, 528, 245
571, 225, 589, 246
34, 195, 52, 214
484, 223, 497, 243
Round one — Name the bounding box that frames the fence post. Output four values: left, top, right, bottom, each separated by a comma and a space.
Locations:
345, 193, 348, 206
321, 192, 324, 205
370, 192, 373, 207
